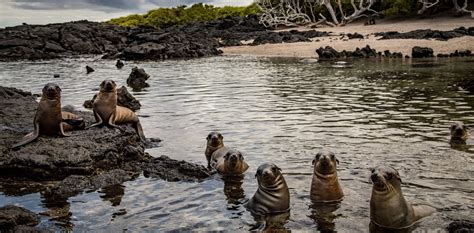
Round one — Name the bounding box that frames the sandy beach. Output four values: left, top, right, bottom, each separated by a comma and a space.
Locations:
221, 16, 474, 58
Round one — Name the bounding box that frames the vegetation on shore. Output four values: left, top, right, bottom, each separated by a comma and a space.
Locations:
108, 3, 260, 28
108, 1, 473, 29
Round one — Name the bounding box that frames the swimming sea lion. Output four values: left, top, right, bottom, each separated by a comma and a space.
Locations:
210, 146, 249, 176
310, 150, 344, 203
87, 79, 146, 141
246, 163, 290, 215
205, 131, 224, 168
370, 166, 435, 230
450, 122, 469, 141
12, 83, 85, 149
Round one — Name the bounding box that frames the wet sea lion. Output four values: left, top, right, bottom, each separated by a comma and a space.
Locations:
205, 131, 224, 168
370, 166, 435, 230
450, 122, 469, 141
86, 79, 146, 141
210, 146, 249, 176
12, 83, 85, 149
246, 163, 290, 215
310, 150, 344, 203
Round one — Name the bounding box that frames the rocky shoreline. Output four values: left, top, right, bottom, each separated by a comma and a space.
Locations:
0, 85, 212, 197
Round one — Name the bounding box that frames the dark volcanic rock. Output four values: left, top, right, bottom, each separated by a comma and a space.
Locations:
375, 27, 474, 41
251, 30, 328, 45
44, 169, 136, 199
447, 219, 474, 233
347, 33, 364, 39
83, 86, 141, 111
316, 46, 343, 60
0, 205, 40, 230
316, 45, 405, 60
116, 59, 124, 69
412, 46, 434, 58
127, 67, 150, 90
143, 155, 212, 182
86, 65, 94, 74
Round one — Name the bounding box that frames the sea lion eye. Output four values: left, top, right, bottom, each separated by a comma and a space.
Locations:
386, 173, 393, 180
224, 153, 230, 159
206, 134, 211, 139
218, 133, 223, 139
315, 153, 321, 160
371, 168, 375, 173
330, 154, 335, 159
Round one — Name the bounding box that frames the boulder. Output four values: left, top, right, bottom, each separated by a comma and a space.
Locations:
412, 46, 434, 58
347, 33, 364, 39
143, 156, 213, 182
316, 46, 343, 60
86, 65, 94, 74
0, 205, 40, 231
127, 67, 150, 90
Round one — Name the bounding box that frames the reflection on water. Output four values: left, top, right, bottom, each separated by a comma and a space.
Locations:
0, 56, 473, 231
309, 202, 342, 232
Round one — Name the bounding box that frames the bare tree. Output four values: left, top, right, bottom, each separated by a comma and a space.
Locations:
418, 0, 440, 14
257, 0, 313, 28
452, 0, 474, 17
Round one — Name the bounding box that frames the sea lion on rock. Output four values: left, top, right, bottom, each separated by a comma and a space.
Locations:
370, 166, 435, 230
86, 79, 146, 141
12, 83, 85, 149
210, 146, 249, 176
205, 131, 224, 168
246, 163, 290, 215
450, 122, 469, 141
310, 150, 344, 203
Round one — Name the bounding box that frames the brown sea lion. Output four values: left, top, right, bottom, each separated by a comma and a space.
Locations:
450, 122, 469, 141
86, 79, 145, 141
210, 146, 249, 176
370, 166, 435, 230
205, 131, 224, 168
310, 150, 344, 203
246, 163, 290, 215
12, 83, 85, 149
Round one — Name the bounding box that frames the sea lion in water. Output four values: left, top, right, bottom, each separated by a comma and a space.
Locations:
246, 163, 290, 215
210, 146, 249, 176
310, 150, 344, 203
450, 122, 469, 141
205, 131, 224, 168
12, 83, 85, 149
370, 166, 435, 230
87, 79, 146, 141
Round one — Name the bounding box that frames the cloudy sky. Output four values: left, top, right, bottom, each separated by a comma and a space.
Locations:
0, 0, 254, 27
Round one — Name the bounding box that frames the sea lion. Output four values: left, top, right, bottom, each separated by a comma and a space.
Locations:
370, 166, 435, 230
310, 150, 344, 203
12, 83, 85, 149
450, 122, 469, 141
205, 131, 224, 168
86, 79, 146, 141
246, 163, 290, 215
210, 146, 249, 176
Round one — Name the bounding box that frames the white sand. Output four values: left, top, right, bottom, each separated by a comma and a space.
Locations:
221, 16, 474, 58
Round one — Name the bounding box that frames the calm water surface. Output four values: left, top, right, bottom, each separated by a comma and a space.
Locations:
0, 56, 473, 231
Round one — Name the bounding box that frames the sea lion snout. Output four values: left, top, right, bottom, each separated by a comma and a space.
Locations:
450, 122, 468, 140
313, 150, 338, 174
42, 83, 61, 99
100, 79, 117, 92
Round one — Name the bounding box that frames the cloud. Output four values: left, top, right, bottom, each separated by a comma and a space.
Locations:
10, 0, 146, 11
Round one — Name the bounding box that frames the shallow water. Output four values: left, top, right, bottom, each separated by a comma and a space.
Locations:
0, 56, 473, 231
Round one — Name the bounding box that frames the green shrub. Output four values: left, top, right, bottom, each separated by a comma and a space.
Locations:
108, 3, 261, 28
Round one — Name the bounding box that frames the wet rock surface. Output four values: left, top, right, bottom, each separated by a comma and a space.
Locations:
374, 27, 474, 41
127, 67, 150, 90
83, 86, 141, 111
412, 46, 434, 58
0, 86, 210, 188
0, 205, 40, 231
316, 45, 382, 60
447, 219, 474, 233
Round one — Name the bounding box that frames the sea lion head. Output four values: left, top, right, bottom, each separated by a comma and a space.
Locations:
312, 150, 339, 175
100, 79, 117, 92
370, 166, 401, 193
450, 122, 468, 141
223, 149, 248, 173
256, 163, 283, 187
206, 131, 223, 147
42, 83, 61, 100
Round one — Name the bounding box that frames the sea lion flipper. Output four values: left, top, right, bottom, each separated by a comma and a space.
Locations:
412, 205, 436, 222
12, 120, 40, 149
59, 123, 71, 137
85, 110, 103, 129
134, 121, 146, 141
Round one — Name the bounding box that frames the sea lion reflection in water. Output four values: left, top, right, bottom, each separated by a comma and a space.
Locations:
87, 79, 146, 141
370, 166, 435, 232
12, 83, 85, 149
